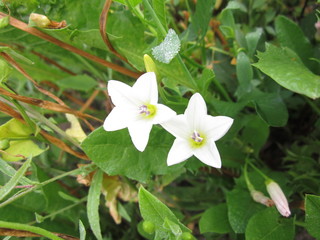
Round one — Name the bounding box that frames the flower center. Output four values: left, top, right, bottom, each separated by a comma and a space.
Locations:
190, 131, 205, 148
139, 104, 157, 118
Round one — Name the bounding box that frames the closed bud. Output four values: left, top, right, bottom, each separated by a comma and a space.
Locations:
266, 181, 291, 217
29, 13, 51, 28
143, 54, 158, 76
250, 190, 274, 207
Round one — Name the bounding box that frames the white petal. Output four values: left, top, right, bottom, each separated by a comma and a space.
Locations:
185, 93, 207, 130
104, 107, 136, 131
167, 139, 193, 166
204, 116, 234, 141
132, 72, 158, 104
108, 80, 141, 107
152, 104, 176, 124
193, 140, 221, 168
128, 121, 153, 152
160, 115, 190, 139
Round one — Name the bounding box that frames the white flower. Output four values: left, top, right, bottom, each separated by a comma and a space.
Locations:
103, 72, 176, 152
161, 93, 233, 168
266, 181, 291, 217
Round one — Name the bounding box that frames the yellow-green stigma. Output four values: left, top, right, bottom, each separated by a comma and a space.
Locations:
139, 104, 157, 118
190, 131, 205, 148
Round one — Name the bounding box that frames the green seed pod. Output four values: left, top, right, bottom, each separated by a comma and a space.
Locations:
142, 220, 155, 235
0, 139, 10, 150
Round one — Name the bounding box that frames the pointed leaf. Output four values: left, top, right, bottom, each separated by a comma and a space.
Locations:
305, 194, 320, 239
0, 157, 32, 201
253, 44, 320, 99
87, 169, 103, 240
139, 186, 190, 233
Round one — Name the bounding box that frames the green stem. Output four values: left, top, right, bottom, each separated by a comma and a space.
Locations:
0, 164, 96, 208
211, 77, 232, 102
72, 54, 104, 79
142, 0, 167, 38
244, 160, 255, 192
126, 0, 158, 36
176, 54, 198, 91
0, 221, 63, 240
29, 197, 87, 225
142, 0, 198, 91
247, 161, 271, 181
294, 220, 307, 227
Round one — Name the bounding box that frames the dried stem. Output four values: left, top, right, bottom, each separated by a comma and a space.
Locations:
100, 0, 129, 63
0, 12, 142, 79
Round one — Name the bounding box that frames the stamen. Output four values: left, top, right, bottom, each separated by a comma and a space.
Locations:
139, 105, 151, 116
191, 131, 203, 143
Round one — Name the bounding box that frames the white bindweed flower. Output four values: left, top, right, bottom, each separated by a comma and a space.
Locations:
161, 93, 233, 168
266, 180, 291, 217
103, 72, 176, 152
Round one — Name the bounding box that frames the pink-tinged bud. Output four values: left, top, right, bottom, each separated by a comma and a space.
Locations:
315, 21, 320, 42
266, 181, 291, 217
251, 190, 274, 207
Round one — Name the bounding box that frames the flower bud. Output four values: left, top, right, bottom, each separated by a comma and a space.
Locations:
250, 190, 274, 207
0, 139, 10, 150
315, 21, 320, 42
266, 181, 291, 217
143, 54, 159, 77
29, 13, 51, 28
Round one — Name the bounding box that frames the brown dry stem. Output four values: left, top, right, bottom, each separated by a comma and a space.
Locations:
0, 12, 142, 79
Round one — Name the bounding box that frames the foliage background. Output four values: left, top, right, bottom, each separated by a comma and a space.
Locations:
0, 0, 319, 239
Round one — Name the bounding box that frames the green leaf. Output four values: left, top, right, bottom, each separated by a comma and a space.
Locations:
153, 0, 167, 32
113, 0, 142, 7
246, 208, 295, 240
79, 220, 86, 240
253, 44, 320, 99
138, 186, 190, 233
163, 218, 182, 236
253, 91, 288, 127
87, 169, 103, 240
241, 115, 269, 155
197, 69, 215, 95
226, 187, 264, 233
245, 28, 263, 58
0, 158, 35, 185
0, 58, 12, 83
275, 15, 315, 70
199, 203, 232, 234
56, 74, 97, 92
81, 126, 183, 182
305, 194, 320, 239
219, 9, 235, 39
187, 0, 216, 40
236, 52, 253, 98
0, 157, 32, 202
107, 11, 148, 71
0, 119, 46, 161
225, 1, 247, 12
0, 16, 9, 29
